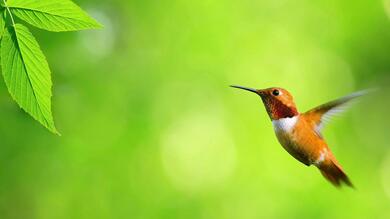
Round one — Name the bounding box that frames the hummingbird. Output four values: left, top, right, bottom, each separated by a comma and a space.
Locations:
231, 85, 367, 187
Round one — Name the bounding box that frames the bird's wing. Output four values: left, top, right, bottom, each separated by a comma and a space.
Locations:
302, 90, 369, 136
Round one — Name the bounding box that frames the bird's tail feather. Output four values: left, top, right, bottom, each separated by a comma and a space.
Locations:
318, 160, 354, 188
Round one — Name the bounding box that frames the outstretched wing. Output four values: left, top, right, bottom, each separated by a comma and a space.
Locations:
303, 90, 369, 136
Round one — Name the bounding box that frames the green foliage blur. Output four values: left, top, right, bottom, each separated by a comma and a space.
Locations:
0, 0, 389, 218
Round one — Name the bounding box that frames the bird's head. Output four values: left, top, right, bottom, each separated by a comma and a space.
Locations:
230, 85, 298, 120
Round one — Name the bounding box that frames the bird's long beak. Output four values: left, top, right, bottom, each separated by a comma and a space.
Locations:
230, 85, 259, 94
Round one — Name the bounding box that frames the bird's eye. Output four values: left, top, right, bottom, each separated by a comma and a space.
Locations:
272, 89, 280, 96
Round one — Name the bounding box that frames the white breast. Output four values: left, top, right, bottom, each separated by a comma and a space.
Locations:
272, 116, 298, 133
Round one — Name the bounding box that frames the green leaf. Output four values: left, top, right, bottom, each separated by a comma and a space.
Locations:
7, 0, 102, 32
0, 8, 5, 39
1, 24, 58, 134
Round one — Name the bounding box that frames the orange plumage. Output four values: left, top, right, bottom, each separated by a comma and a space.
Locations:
231, 85, 366, 187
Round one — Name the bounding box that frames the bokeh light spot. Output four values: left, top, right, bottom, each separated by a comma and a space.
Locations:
384, 0, 390, 19
161, 109, 236, 193
381, 151, 390, 199
78, 8, 115, 58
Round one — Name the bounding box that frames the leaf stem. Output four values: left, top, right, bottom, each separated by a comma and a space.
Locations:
2, 0, 15, 26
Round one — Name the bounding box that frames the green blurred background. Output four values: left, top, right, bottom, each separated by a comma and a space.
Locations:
0, 0, 390, 218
